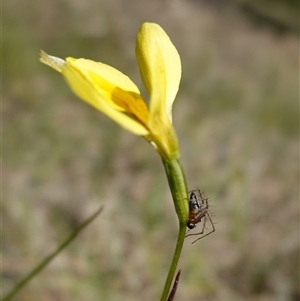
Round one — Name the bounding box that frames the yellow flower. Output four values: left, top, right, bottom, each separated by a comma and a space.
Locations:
40, 22, 181, 159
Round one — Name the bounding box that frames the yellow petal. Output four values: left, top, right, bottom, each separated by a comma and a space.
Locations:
40, 51, 150, 136
135, 23, 180, 158
67, 58, 149, 123
135, 23, 181, 123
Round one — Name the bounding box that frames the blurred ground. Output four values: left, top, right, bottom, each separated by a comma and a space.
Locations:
3, 0, 299, 300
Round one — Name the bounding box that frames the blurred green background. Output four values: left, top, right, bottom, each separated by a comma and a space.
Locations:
3, 0, 299, 300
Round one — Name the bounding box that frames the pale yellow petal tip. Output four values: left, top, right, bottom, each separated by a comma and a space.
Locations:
39, 50, 66, 73
140, 22, 160, 29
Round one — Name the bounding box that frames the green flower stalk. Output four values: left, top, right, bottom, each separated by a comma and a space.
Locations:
40, 22, 188, 301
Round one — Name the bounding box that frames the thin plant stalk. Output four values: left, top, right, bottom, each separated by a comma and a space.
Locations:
2, 206, 104, 301
167, 269, 182, 301
160, 226, 185, 301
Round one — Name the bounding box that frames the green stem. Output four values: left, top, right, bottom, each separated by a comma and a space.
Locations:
160, 223, 186, 301
162, 158, 188, 224
160, 158, 189, 301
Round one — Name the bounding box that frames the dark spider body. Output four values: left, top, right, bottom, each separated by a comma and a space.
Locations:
185, 189, 215, 243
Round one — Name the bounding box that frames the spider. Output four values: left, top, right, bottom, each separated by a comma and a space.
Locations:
185, 189, 215, 244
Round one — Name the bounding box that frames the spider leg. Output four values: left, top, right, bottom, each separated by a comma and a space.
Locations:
191, 213, 215, 244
